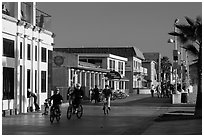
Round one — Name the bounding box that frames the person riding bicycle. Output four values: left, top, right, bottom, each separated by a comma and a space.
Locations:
102, 85, 112, 110
50, 88, 63, 115
69, 83, 84, 113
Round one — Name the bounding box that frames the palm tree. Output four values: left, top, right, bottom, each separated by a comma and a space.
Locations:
169, 16, 202, 118
161, 56, 172, 83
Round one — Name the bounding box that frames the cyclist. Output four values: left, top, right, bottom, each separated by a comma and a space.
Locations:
102, 85, 112, 110
69, 83, 84, 113
50, 88, 63, 115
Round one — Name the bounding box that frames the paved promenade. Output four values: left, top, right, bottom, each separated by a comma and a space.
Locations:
2, 94, 202, 135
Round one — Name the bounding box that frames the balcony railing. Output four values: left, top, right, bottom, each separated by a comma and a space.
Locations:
36, 8, 52, 31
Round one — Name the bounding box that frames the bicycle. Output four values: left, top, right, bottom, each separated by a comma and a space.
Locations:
111, 90, 128, 100
50, 105, 61, 123
67, 102, 83, 119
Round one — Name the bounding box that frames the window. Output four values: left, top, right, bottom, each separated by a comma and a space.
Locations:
27, 69, 30, 91
35, 46, 37, 61
20, 42, 22, 59
3, 67, 14, 100
27, 44, 31, 60
41, 47, 46, 62
3, 38, 14, 58
109, 59, 115, 71
41, 71, 46, 93
118, 61, 124, 75
35, 70, 37, 93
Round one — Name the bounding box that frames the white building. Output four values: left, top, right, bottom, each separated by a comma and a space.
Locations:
2, 2, 54, 115
53, 50, 128, 99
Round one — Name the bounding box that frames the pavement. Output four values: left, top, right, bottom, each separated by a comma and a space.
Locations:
80, 93, 202, 135
2, 93, 202, 135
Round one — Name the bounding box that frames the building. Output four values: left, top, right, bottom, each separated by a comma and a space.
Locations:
142, 60, 158, 88
53, 51, 128, 99
54, 47, 147, 94
143, 52, 161, 83
2, 2, 54, 115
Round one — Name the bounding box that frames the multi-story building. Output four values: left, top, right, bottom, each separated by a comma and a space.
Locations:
142, 60, 158, 88
54, 47, 147, 94
53, 50, 128, 99
143, 52, 161, 83
2, 2, 54, 115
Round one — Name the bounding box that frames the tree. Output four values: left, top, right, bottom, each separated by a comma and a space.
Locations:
169, 16, 202, 118
161, 56, 172, 83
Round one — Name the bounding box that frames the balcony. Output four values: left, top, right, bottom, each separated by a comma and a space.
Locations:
36, 8, 52, 31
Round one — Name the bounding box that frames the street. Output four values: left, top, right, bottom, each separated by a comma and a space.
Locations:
2, 95, 200, 135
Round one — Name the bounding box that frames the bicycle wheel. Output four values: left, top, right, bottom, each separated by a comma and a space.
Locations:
67, 105, 72, 120
112, 94, 117, 100
76, 105, 83, 119
121, 93, 127, 99
55, 109, 61, 122
50, 111, 54, 123
106, 106, 109, 115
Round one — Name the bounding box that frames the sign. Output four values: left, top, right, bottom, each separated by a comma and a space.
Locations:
105, 71, 122, 79
54, 56, 64, 66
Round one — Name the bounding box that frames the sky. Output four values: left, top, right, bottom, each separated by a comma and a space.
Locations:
37, 1, 202, 60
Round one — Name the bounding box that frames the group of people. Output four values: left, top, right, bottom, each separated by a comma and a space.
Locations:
150, 83, 173, 98
29, 83, 113, 115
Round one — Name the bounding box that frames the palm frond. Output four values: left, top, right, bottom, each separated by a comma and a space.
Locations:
185, 16, 195, 26
181, 44, 199, 55
168, 32, 183, 36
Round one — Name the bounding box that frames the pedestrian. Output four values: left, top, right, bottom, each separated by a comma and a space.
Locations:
93, 85, 100, 103
150, 85, 155, 97
27, 89, 40, 111
156, 84, 161, 98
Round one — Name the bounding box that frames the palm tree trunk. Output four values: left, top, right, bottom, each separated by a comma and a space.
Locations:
194, 43, 202, 118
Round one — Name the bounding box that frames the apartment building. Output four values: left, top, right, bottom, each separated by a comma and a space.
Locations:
2, 2, 54, 115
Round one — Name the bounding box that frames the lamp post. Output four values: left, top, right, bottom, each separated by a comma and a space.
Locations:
168, 18, 179, 94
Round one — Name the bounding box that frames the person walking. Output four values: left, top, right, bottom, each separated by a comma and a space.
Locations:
27, 89, 40, 111
150, 85, 155, 97
93, 85, 100, 103
156, 84, 161, 98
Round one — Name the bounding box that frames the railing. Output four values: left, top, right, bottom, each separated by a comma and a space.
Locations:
36, 8, 52, 31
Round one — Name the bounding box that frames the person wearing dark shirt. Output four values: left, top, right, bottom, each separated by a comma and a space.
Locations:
69, 83, 84, 112
27, 89, 40, 111
93, 85, 100, 103
50, 88, 63, 114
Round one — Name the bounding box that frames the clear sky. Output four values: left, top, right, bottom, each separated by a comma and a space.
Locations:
37, 1, 201, 60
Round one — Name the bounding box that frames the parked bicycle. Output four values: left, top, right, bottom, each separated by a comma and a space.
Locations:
50, 105, 61, 123
67, 103, 83, 119
111, 90, 128, 100
42, 99, 51, 115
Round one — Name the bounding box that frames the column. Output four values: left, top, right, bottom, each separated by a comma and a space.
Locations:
67, 68, 71, 87
15, 33, 21, 114
95, 72, 99, 87
91, 72, 95, 88
82, 71, 86, 87
86, 71, 91, 88
99, 73, 102, 89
